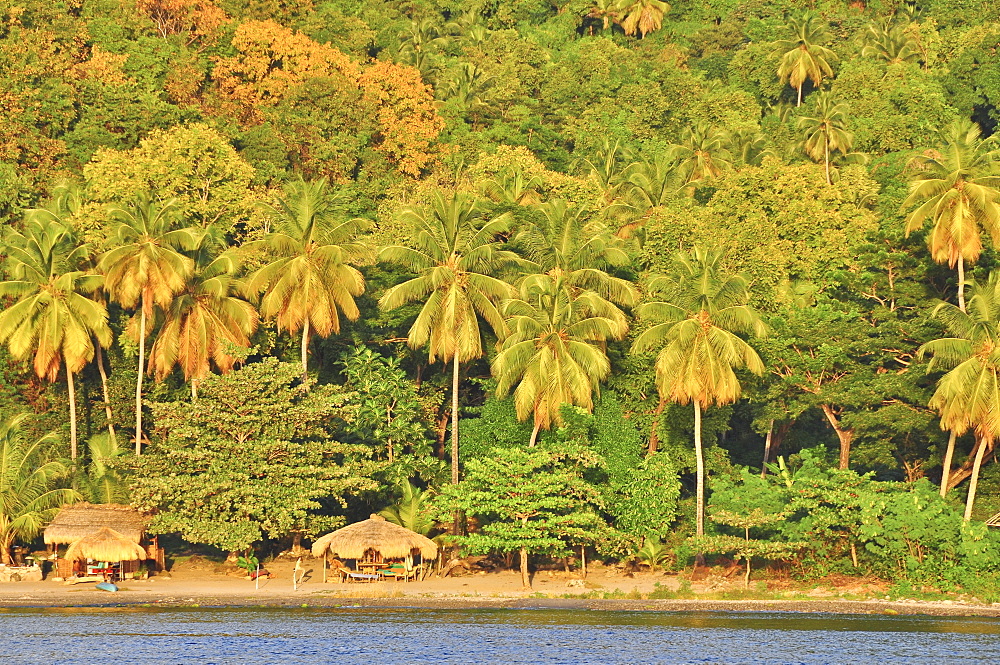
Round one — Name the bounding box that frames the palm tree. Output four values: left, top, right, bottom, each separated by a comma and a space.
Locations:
148, 243, 258, 399
516, 199, 639, 309
631, 248, 766, 536
902, 119, 1000, 312
862, 20, 920, 65
0, 414, 79, 564
612, 152, 679, 237
616, 0, 670, 38
493, 274, 628, 446
918, 274, 1000, 521
669, 122, 734, 189
798, 92, 854, 185
0, 216, 112, 460
379, 481, 434, 536
99, 194, 199, 454
74, 433, 129, 504
248, 178, 370, 380
586, 0, 619, 33
379, 190, 519, 485
772, 12, 837, 106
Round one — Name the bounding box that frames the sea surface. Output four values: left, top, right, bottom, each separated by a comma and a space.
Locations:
1, 607, 999, 664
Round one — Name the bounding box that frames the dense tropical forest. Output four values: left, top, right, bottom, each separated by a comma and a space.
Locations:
3, 0, 1000, 594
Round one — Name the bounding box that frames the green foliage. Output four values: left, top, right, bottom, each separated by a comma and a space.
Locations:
122, 358, 379, 552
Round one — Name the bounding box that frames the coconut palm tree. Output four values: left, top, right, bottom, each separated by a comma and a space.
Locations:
616, 0, 670, 38
918, 274, 1000, 521
493, 274, 628, 446
379, 190, 519, 485
631, 248, 767, 536
798, 92, 854, 185
99, 194, 199, 454
0, 414, 79, 564
148, 242, 258, 399
516, 199, 639, 309
669, 122, 734, 190
902, 119, 1000, 313
74, 433, 129, 504
772, 12, 837, 106
0, 216, 112, 460
248, 178, 370, 380
862, 20, 920, 65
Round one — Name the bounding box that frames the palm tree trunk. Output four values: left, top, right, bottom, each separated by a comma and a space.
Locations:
940, 430, 957, 498
964, 436, 990, 522
694, 399, 705, 537
797, 84, 803, 107
191, 380, 198, 401
95, 344, 115, 442
824, 138, 831, 186
67, 368, 77, 461
520, 546, 530, 588
957, 255, 967, 312
136, 301, 146, 455
761, 419, 774, 479
451, 349, 460, 485
528, 419, 541, 447
301, 318, 310, 383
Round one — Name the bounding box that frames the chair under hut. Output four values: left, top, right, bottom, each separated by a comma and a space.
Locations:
64, 527, 147, 582
44, 503, 161, 578
311, 514, 437, 583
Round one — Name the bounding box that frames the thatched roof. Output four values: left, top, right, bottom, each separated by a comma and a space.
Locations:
44, 503, 150, 545
311, 514, 437, 559
64, 527, 148, 562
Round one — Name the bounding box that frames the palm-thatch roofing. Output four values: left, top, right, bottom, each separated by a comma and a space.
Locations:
311, 514, 437, 559
64, 527, 148, 562
44, 503, 150, 545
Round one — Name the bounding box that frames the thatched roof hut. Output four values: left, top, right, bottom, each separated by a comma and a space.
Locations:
312, 514, 437, 559
64, 527, 148, 562
44, 503, 150, 545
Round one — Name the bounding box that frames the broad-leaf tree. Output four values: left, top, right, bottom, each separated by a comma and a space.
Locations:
99, 194, 199, 454
0, 414, 79, 564
631, 247, 766, 536
0, 215, 111, 459
249, 178, 370, 380
379, 190, 519, 485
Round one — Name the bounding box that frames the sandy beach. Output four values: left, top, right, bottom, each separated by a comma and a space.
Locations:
2, 555, 1000, 618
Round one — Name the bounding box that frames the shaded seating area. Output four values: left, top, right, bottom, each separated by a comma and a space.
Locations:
44, 503, 162, 581
312, 514, 437, 583
64, 527, 147, 584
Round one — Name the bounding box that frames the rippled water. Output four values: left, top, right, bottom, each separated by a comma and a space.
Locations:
3, 608, 1000, 664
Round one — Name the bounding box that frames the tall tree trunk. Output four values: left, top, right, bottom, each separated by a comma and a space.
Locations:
451, 349, 460, 485
761, 419, 774, 479
0, 536, 12, 565
520, 546, 530, 588
135, 300, 146, 455
301, 318, 310, 383
820, 404, 853, 470
581, 544, 587, 579
191, 380, 198, 401
797, 84, 803, 107
940, 430, 957, 498
95, 344, 115, 442
824, 138, 831, 185
648, 395, 666, 453
67, 368, 77, 461
528, 419, 541, 447
957, 255, 966, 313
694, 399, 705, 537
964, 436, 990, 522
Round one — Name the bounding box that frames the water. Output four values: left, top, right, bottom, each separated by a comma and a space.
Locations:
2, 607, 999, 664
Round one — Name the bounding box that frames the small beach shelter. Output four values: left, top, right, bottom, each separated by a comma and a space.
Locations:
44, 502, 160, 577
64, 527, 148, 563
311, 515, 437, 581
